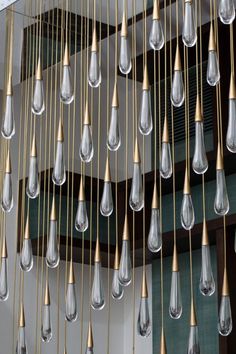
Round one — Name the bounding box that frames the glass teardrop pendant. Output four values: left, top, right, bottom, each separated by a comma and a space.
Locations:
160, 117, 172, 179
107, 82, 121, 151
226, 73, 236, 152
187, 302, 200, 354
207, 24, 220, 86
60, 43, 74, 104
91, 238, 105, 310
26, 135, 39, 199
75, 177, 88, 232
219, 0, 235, 24
41, 280, 52, 342
52, 119, 66, 186
137, 271, 151, 337
180, 169, 195, 230
171, 44, 184, 107
100, 157, 113, 216
169, 246, 182, 319
16, 303, 28, 354
20, 215, 33, 272
214, 144, 229, 216
218, 269, 233, 336
148, 183, 162, 253
65, 260, 78, 322
139, 66, 153, 135
1, 75, 15, 139
111, 245, 124, 300
85, 322, 94, 354
1, 149, 13, 213
182, 0, 197, 47
149, 0, 164, 51
88, 27, 101, 87
199, 220, 215, 296
79, 102, 94, 163
119, 11, 132, 74
129, 139, 144, 211
46, 197, 60, 268
32, 58, 45, 115
118, 215, 132, 286
0, 236, 9, 301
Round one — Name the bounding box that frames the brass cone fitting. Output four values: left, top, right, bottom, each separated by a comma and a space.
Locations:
68, 259, 75, 284
162, 116, 169, 143
142, 65, 150, 90
104, 156, 111, 182
36, 57, 42, 80
5, 149, 11, 173
202, 219, 209, 246
151, 182, 159, 209
114, 244, 119, 270
84, 100, 91, 125
122, 214, 129, 241
50, 196, 57, 221
195, 94, 203, 122
208, 23, 216, 52
87, 322, 94, 348
160, 327, 167, 354
63, 42, 70, 66
174, 44, 182, 71
153, 0, 160, 20
121, 11, 128, 37
19, 303, 25, 327
6, 74, 13, 96
1, 236, 7, 258
190, 299, 197, 326
222, 267, 229, 296
78, 176, 85, 201
57, 118, 64, 142
229, 72, 236, 99
141, 269, 148, 298
94, 237, 101, 263
216, 142, 223, 170
133, 138, 141, 163
30, 134, 37, 157
183, 168, 190, 195
172, 244, 179, 272
24, 215, 30, 240
44, 280, 50, 305
112, 81, 119, 107
91, 26, 98, 52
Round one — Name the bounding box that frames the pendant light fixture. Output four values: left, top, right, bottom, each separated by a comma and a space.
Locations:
60, 42, 74, 104
149, 0, 164, 51
1, 148, 13, 213
100, 156, 113, 217
75, 176, 88, 232
0, 235, 8, 301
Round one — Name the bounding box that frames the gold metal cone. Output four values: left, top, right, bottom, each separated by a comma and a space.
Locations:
195, 94, 203, 122
24, 214, 30, 240
162, 116, 169, 143
91, 26, 98, 52
63, 348, 67, 354
104, 156, 111, 182
19, 303, 25, 327
94, 237, 101, 263
57, 118, 64, 142
183, 167, 190, 194
216, 142, 223, 170
112, 81, 119, 107
1, 236, 7, 258
160, 328, 167, 354
190, 299, 197, 326
63, 42, 70, 66
87, 322, 93, 348
50, 196, 57, 221
78, 176, 85, 201
202, 218, 209, 246
114, 244, 119, 270
172, 244, 179, 272
153, 0, 160, 20
151, 182, 159, 209
5, 148, 11, 173
229, 72, 236, 99
84, 100, 91, 125
208, 23, 216, 52
133, 138, 141, 163
121, 11, 128, 37
44, 280, 50, 305
36, 57, 42, 80
141, 269, 148, 298
6, 74, 13, 96
68, 259, 75, 284
30, 134, 37, 157
174, 44, 182, 71
222, 267, 229, 296
142, 65, 150, 90
122, 214, 129, 241
185, 0, 192, 2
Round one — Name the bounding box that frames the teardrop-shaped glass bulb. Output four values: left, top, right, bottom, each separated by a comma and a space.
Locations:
149, 19, 164, 51
182, 1, 197, 47
75, 200, 88, 232
160, 142, 172, 179
46, 219, 60, 268
60, 65, 74, 104
32, 79, 45, 116
219, 0, 235, 24
118, 239, 132, 286
91, 261, 105, 310
111, 269, 124, 300
1, 171, 13, 212
52, 140, 66, 186
214, 169, 229, 215
187, 325, 200, 354
0, 257, 8, 301
26, 156, 39, 199
180, 193, 195, 230
65, 282, 77, 322
119, 36, 132, 75
199, 244, 215, 296
100, 181, 113, 217
107, 107, 121, 151
169, 270, 182, 319
41, 304, 52, 342
218, 295, 233, 336
139, 89, 153, 135
16, 326, 28, 354
226, 98, 236, 152
192, 121, 208, 174
137, 297, 151, 337
79, 125, 94, 163
129, 162, 144, 211
2, 94, 15, 139
88, 51, 101, 88
147, 208, 162, 252
171, 70, 184, 107
20, 239, 33, 272
207, 50, 220, 86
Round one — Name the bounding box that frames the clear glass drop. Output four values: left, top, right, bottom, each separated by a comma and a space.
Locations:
91, 261, 105, 310
207, 51, 220, 86
180, 194, 195, 230
100, 181, 113, 217
75, 200, 88, 232
138, 90, 153, 135
160, 142, 172, 179
0, 257, 8, 301
129, 163, 144, 211
171, 70, 185, 107
214, 169, 229, 215
107, 107, 121, 151
137, 297, 151, 337
16, 326, 28, 354
46, 220, 60, 268
192, 121, 208, 174
219, 0, 235, 24
226, 98, 236, 152
187, 325, 200, 354
20, 239, 33, 272
182, 1, 197, 47
147, 208, 162, 253
119, 36, 132, 74
111, 269, 124, 300
26, 156, 39, 199
52, 141, 66, 186
149, 19, 164, 51
199, 245, 215, 296
65, 283, 77, 322
169, 271, 182, 319
32, 79, 45, 115
60, 65, 74, 104
88, 52, 101, 88
41, 304, 52, 342
1, 172, 13, 212
79, 125, 94, 163
1, 95, 15, 139
218, 295, 233, 336
118, 240, 132, 286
